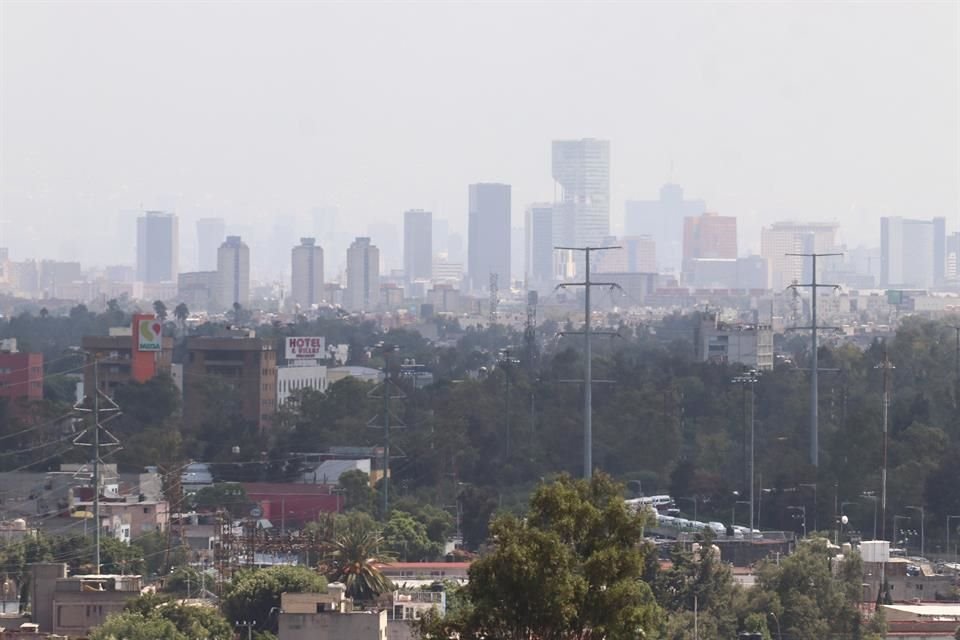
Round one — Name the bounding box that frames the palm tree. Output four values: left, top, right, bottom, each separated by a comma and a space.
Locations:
321, 522, 393, 603
174, 303, 189, 327
153, 300, 168, 322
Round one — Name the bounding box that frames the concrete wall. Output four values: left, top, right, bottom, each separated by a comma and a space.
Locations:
279, 610, 386, 640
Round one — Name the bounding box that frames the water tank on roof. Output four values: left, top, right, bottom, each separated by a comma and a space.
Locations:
12, 519, 26, 530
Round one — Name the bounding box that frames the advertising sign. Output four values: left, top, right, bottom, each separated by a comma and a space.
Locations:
286, 336, 326, 360
137, 317, 162, 352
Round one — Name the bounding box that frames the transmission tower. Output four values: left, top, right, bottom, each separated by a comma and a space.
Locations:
786, 251, 842, 467
554, 245, 620, 478
488, 273, 499, 323
367, 346, 406, 516
72, 357, 122, 574
523, 290, 538, 370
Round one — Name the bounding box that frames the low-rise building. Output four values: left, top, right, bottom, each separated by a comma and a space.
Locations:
30, 565, 142, 637
278, 586, 387, 640
694, 314, 773, 371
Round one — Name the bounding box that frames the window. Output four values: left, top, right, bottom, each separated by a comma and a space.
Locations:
143, 507, 150, 514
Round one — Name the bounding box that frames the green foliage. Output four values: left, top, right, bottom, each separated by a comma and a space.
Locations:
751, 540, 872, 640
124, 593, 233, 640
382, 510, 442, 561
421, 473, 663, 640
190, 482, 251, 518
222, 565, 327, 634
338, 469, 376, 513
98, 536, 145, 575
88, 611, 183, 640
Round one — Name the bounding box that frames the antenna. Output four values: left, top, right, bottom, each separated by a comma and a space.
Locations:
367, 345, 406, 516
554, 245, 621, 478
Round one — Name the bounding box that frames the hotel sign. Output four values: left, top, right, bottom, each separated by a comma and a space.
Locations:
286, 336, 325, 360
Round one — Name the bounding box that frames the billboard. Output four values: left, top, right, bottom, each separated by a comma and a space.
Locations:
137, 317, 163, 351
286, 336, 326, 360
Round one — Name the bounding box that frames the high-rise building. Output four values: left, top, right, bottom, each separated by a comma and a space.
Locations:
525, 203, 554, 287
196, 218, 226, 272
595, 236, 657, 273
403, 210, 433, 283
345, 237, 380, 311
467, 183, 512, 291
683, 212, 737, 260
136, 211, 178, 283
682, 212, 737, 283
291, 237, 325, 308
552, 139, 610, 258
625, 184, 705, 274
184, 335, 276, 432
760, 221, 839, 291
216, 236, 250, 310
880, 217, 946, 289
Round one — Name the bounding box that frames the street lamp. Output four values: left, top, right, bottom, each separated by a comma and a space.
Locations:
861, 493, 879, 540
677, 496, 698, 522
768, 612, 783, 640
732, 500, 750, 528
732, 370, 760, 534
799, 483, 817, 532
947, 515, 960, 564
893, 515, 910, 548
906, 506, 925, 558
788, 505, 807, 538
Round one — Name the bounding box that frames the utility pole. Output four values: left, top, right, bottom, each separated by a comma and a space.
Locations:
786, 251, 842, 467
235, 620, 256, 640
367, 345, 405, 516
875, 349, 895, 541
497, 349, 519, 457
733, 370, 759, 533
72, 354, 122, 574
952, 326, 960, 410
554, 245, 620, 478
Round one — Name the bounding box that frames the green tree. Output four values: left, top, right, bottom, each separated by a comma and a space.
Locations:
338, 469, 376, 513
222, 566, 327, 635
752, 539, 875, 640
422, 473, 663, 640
88, 611, 183, 640
383, 510, 442, 561
190, 483, 251, 518
125, 594, 233, 640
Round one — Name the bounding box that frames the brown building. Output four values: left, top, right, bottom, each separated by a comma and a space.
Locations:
184, 336, 277, 431
683, 212, 738, 261
29, 564, 141, 636
0, 343, 43, 405
81, 332, 173, 398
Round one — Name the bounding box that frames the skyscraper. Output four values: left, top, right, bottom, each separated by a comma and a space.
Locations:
760, 221, 839, 291
625, 184, 705, 274
196, 218, 225, 272
468, 183, 511, 291
552, 139, 610, 255
880, 217, 946, 289
403, 209, 433, 283
682, 212, 737, 282
525, 203, 554, 288
291, 237, 324, 308
216, 235, 250, 310
136, 211, 178, 283
345, 237, 380, 311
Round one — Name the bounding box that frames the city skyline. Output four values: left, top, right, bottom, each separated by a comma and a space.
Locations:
1, 2, 956, 265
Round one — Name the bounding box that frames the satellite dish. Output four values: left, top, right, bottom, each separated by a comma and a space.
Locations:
841, 515, 849, 525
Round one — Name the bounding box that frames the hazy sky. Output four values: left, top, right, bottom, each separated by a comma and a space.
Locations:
1, 1, 958, 266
